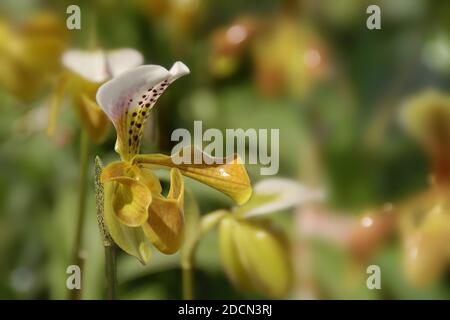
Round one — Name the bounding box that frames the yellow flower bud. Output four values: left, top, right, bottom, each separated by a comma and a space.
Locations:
219, 215, 292, 298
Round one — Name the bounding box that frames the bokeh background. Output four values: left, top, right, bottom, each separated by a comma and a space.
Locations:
0, 0, 449, 299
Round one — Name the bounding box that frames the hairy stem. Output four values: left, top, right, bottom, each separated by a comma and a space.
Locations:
104, 242, 117, 299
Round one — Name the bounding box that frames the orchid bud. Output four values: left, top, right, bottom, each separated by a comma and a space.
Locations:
219, 215, 292, 298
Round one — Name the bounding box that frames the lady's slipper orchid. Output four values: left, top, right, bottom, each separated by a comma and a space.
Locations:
0, 13, 67, 101
400, 90, 450, 185
399, 90, 450, 286
252, 19, 329, 98
96, 61, 252, 263
47, 48, 144, 143
215, 178, 322, 298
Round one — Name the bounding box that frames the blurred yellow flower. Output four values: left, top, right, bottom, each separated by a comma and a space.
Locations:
206, 15, 330, 93
252, 18, 329, 98
96, 62, 252, 263
400, 89, 450, 152
140, 0, 203, 49
48, 48, 144, 143
208, 16, 261, 78
399, 90, 450, 286
0, 12, 67, 101
399, 191, 450, 287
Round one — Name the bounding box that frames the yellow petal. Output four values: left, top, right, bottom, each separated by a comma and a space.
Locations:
142, 169, 185, 254
100, 161, 132, 181
0, 53, 44, 101
17, 13, 67, 73
400, 90, 450, 148
101, 161, 162, 194
403, 230, 449, 287
403, 204, 450, 287
130, 166, 163, 194
0, 15, 66, 101
104, 180, 151, 264
218, 215, 253, 291
101, 161, 152, 227
111, 178, 152, 227
46, 75, 68, 137
74, 92, 110, 143
133, 147, 252, 205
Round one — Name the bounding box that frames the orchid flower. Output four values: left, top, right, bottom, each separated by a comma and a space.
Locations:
400, 89, 450, 185
252, 19, 328, 98
0, 13, 67, 101
398, 90, 450, 286
183, 178, 323, 298
96, 61, 252, 263
47, 48, 144, 143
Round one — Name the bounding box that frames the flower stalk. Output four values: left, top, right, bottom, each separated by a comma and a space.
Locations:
181, 210, 228, 300
95, 156, 118, 300
69, 129, 90, 300
181, 254, 194, 300
181, 220, 198, 300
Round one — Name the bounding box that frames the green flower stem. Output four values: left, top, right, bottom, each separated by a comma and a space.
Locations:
181, 210, 228, 300
181, 252, 194, 300
95, 156, 118, 300
104, 242, 117, 299
69, 129, 90, 300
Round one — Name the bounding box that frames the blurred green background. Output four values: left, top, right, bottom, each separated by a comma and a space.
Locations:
0, 0, 449, 299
